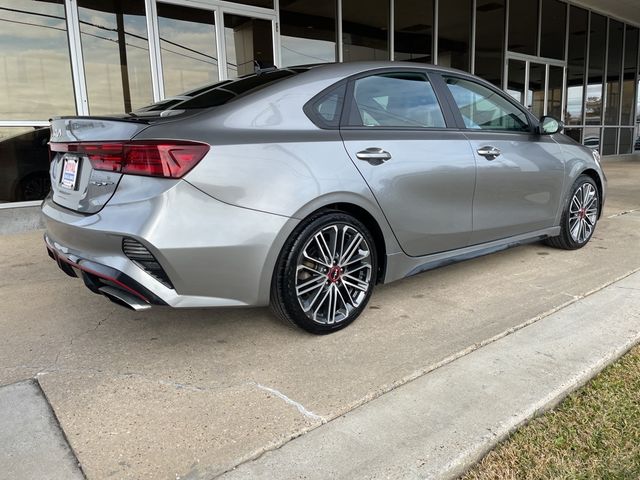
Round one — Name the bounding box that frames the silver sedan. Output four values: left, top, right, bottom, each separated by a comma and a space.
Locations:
43, 62, 606, 334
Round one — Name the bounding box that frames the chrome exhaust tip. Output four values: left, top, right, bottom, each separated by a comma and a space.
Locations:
98, 286, 151, 312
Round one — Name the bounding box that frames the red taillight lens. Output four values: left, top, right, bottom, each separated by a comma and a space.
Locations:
49, 141, 209, 178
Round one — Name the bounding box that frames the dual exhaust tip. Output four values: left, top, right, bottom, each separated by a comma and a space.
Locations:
98, 286, 151, 312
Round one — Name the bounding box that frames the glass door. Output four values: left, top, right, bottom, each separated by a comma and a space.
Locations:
506, 57, 566, 120
223, 13, 274, 78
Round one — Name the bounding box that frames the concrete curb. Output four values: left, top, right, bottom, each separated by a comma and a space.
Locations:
219, 270, 640, 479
0, 201, 44, 235
0, 379, 85, 479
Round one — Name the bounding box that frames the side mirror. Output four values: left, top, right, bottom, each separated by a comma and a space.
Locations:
539, 116, 563, 135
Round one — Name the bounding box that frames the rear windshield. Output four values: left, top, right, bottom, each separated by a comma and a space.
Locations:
136, 69, 307, 113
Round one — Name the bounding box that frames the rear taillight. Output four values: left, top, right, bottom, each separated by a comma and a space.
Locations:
49, 141, 209, 178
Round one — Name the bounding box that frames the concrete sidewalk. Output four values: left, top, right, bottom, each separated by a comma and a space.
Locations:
221, 270, 640, 479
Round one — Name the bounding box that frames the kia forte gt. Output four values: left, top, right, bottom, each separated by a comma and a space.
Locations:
43, 62, 606, 334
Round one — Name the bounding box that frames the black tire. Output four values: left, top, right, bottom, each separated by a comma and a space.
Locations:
270, 211, 378, 334
545, 174, 599, 250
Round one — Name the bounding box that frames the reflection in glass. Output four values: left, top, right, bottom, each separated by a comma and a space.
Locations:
0, 0, 75, 120
280, 0, 336, 67
602, 127, 617, 155
507, 60, 526, 104
394, 0, 433, 63
225, 0, 273, 8
604, 20, 624, 125
619, 128, 633, 154
158, 3, 218, 97
586, 13, 606, 125
438, 0, 471, 71
547, 66, 563, 119
565, 6, 588, 125
528, 63, 545, 117
564, 128, 581, 143
540, 0, 566, 60
79, 0, 153, 114
474, 0, 505, 87
583, 127, 601, 151
585, 13, 607, 125
0, 127, 51, 202
224, 14, 273, 78
621, 26, 638, 126
342, 0, 389, 61
508, 0, 538, 55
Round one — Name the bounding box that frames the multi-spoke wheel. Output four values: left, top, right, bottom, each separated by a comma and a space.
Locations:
545, 174, 600, 250
271, 211, 377, 334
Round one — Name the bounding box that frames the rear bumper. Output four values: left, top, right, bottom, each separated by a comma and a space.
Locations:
45, 235, 167, 309
42, 178, 298, 308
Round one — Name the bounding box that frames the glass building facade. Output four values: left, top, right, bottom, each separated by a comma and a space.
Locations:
0, 0, 639, 204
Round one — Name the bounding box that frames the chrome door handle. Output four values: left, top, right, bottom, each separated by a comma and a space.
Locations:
356, 147, 392, 165
477, 146, 501, 160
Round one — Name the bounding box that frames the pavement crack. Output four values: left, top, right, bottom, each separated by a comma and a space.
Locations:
251, 382, 325, 423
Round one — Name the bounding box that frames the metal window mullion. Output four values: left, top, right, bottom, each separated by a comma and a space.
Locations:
536, 0, 542, 57
524, 60, 530, 109
602, 18, 609, 126
389, 0, 394, 61
503, 0, 509, 90
215, 8, 228, 80
617, 24, 626, 127
561, 65, 567, 122
433, 0, 439, 64
273, 0, 282, 67
582, 11, 590, 126
145, 0, 164, 101
65, 0, 88, 115
337, 0, 343, 62
543, 63, 549, 115
0, 120, 50, 127
563, 2, 569, 62
470, 0, 476, 74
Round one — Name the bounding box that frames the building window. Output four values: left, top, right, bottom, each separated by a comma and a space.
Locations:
279, 0, 336, 67
157, 3, 219, 97
394, 0, 433, 63
547, 65, 563, 119
507, 59, 526, 104
508, 0, 538, 56
78, 0, 153, 115
225, 0, 274, 8
342, 0, 389, 61
619, 128, 634, 154
528, 63, 546, 117
602, 127, 617, 154
437, 0, 471, 71
540, 0, 566, 60
474, 0, 505, 87
604, 20, 624, 125
0, 0, 76, 120
224, 14, 273, 78
0, 127, 51, 202
586, 13, 606, 125
620, 26, 638, 126
565, 6, 588, 125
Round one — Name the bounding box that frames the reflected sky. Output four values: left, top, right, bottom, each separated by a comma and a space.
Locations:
0, 0, 76, 120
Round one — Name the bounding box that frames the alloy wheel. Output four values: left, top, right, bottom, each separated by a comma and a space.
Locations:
569, 183, 598, 244
295, 224, 373, 325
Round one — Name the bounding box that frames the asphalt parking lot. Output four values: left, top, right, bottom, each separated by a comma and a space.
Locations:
1, 157, 640, 479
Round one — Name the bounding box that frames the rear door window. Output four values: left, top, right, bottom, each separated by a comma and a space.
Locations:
347, 73, 446, 128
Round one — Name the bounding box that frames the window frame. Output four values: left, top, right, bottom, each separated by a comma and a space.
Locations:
341, 68, 456, 131
436, 72, 537, 134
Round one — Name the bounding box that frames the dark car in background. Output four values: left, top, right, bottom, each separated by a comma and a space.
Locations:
0, 127, 51, 202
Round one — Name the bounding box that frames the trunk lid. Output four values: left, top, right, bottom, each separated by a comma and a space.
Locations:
49, 116, 150, 214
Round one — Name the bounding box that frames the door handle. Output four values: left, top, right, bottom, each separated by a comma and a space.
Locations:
356, 147, 392, 165
477, 146, 501, 160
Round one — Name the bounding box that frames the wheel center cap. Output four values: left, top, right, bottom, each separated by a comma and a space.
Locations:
327, 266, 342, 283
578, 208, 586, 219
